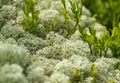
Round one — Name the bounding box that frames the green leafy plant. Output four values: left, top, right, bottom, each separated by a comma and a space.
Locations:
73, 69, 81, 82
61, 0, 71, 37
73, 64, 116, 83
68, 0, 83, 38
78, 23, 120, 57
115, 62, 120, 70
61, 0, 83, 38
99, 31, 111, 56
79, 25, 100, 56
90, 64, 97, 83
73, 64, 97, 83
78, 21, 120, 57
22, 0, 39, 34
73, 69, 88, 83
63, 0, 120, 58
109, 24, 120, 58
101, 0, 120, 28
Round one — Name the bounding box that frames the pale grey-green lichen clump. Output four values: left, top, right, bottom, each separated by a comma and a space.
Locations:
35, 44, 62, 59
35, 32, 91, 60
27, 66, 49, 83
93, 57, 120, 83
70, 30, 82, 41
35, 32, 68, 59
0, 64, 28, 83
61, 40, 90, 59
54, 59, 75, 78
0, 0, 14, 6
18, 33, 46, 54
109, 69, 120, 83
84, 77, 94, 83
46, 31, 67, 45
39, 9, 63, 30
54, 55, 92, 79
4, 37, 17, 44
0, 42, 30, 67
80, 15, 96, 28
1, 24, 25, 40
27, 57, 60, 75
0, 5, 17, 27
50, 72, 71, 83
69, 55, 92, 71
0, 33, 5, 40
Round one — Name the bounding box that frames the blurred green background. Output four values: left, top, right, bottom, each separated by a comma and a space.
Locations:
84, 0, 120, 34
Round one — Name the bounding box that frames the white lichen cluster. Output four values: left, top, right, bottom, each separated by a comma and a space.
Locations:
35, 44, 63, 59
1, 24, 25, 39
39, 9, 63, 29
0, 64, 28, 83
0, 42, 30, 67
27, 66, 49, 83
109, 69, 120, 83
18, 33, 47, 54
0, 33, 5, 40
0, 5, 17, 27
61, 40, 90, 59
27, 57, 60, 75
0, 0, 12, 7
50, 72, 71, 83
1, 23, 47, 54
93, 57, 120, 83
46, 31, 67, 45
35, 37, 90, 60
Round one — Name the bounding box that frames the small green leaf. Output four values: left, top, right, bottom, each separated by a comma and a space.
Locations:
91, 64, 97, 78
74, 69, 81, 82
86, 35, 94, 44
61, 0, 66, 9
89, 27, 96, 35
32, 0, 37, 5
109, 80, 115, 83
